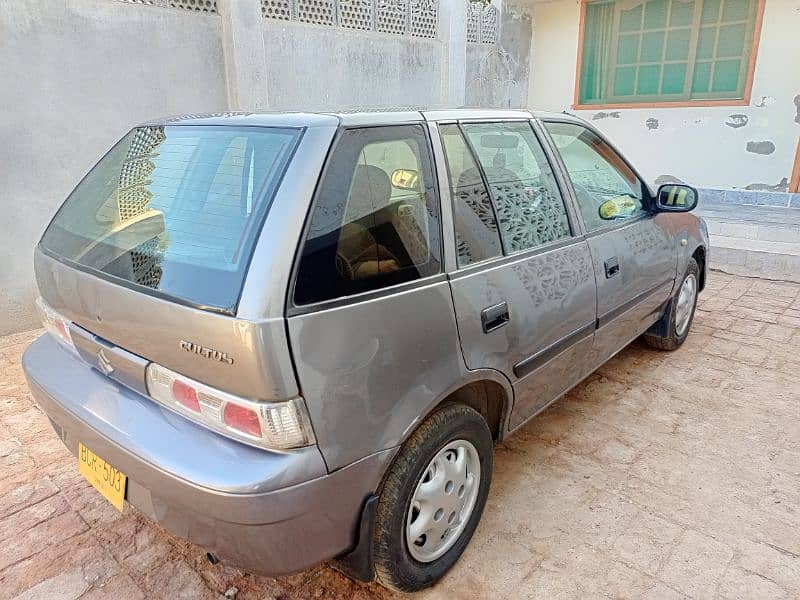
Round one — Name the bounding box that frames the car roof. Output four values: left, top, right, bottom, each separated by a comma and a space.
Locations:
140, 108, 582, 129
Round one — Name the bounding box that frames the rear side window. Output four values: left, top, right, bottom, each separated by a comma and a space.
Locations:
40, 125, 301, 312
294, 125, 441, 305
461, 122, 572, 254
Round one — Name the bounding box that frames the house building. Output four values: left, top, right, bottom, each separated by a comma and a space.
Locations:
2, 0, 798, 333
527, 0, 800, 204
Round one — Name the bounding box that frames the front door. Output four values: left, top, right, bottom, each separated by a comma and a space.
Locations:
543, 120, 678, 364
438, 120, 597, 430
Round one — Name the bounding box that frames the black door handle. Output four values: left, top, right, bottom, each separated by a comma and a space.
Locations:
604, 257, 620, 278
481, 301, 510, 333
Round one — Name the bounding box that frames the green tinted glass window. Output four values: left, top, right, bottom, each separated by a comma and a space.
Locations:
578, 0, 759, 105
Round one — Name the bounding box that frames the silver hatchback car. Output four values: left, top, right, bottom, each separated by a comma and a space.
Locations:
23, 109, 707, 592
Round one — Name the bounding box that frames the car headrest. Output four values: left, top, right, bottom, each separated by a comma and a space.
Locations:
347, 165, 391, 218
458, 166, 519, 192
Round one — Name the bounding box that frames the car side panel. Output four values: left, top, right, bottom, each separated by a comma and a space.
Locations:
449, 241, 597, 429
671, 212, 709, 285
586, 214, 677, 363
287, 280, 466, 471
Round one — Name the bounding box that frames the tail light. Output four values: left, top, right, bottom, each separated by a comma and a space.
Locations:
145, 362, 315, 450
223, 403, 262, 437
36, 297, 75, 351
171, 380, 200, 412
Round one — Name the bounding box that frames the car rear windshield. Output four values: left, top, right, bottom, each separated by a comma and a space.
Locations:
40, 125, 302, 313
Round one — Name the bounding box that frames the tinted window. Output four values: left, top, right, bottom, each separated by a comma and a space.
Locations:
40, 125, 301, 312
439, 124, 502, 267
544, 121, 646, 232
294, 125, 441, 305
462, 122, 572, 254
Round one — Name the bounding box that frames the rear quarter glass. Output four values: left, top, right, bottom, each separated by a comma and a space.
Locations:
40, 125, 303, 313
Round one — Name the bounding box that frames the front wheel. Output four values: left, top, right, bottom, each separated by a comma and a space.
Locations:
372, 403, 493, 592
644, 257, 700, 351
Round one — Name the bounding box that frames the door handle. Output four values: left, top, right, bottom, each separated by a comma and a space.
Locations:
481, 302, 510, 333
604, 257, 620, 278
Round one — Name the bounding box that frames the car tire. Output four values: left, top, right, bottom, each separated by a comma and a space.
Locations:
371, 403, 493, 593
643, 257, 700, 351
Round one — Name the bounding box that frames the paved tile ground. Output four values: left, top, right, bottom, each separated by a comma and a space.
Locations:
2, 272, 800, 599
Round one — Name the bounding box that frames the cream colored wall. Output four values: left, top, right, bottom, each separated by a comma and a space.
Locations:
527, 0, 800, 192
529, 0, 582, 112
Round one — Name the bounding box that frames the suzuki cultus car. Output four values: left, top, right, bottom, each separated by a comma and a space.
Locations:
24, 109, 707, 592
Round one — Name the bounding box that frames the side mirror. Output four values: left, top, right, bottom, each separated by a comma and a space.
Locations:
656, 184, 698, 212
598, 195, 638, 220
391, 168, 420, 190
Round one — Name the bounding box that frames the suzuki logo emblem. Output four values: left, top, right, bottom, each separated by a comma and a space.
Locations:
97, 349, 114, 376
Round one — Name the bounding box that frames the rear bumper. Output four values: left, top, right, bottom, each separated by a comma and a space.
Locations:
22, 334, 395, 576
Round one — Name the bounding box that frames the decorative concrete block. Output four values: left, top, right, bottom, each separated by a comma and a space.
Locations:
719, 222, 758, 239
752, 191, 790, 207
698, 189, 726, 205
698, 188, 796, 208
757, 225, 800, 244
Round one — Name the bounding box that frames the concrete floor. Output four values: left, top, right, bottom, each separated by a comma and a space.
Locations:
2, 272, 800, 599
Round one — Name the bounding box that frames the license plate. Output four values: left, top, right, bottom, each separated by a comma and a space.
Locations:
78, 443, 127, 512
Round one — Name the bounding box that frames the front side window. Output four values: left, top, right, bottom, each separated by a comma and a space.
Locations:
579, 0, 761, 105
545, 121, 647, 232
461, 122, 572, 254
40, 125, 301, 312
294, 125, 441, 305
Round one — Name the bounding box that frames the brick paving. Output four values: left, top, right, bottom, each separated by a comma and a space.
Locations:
2, 272, 800, 599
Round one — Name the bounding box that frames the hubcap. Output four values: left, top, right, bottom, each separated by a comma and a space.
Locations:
405, 440, 481, 563
675, 273, 697, 336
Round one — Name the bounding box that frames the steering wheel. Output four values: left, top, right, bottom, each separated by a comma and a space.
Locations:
335, 251, 354, 280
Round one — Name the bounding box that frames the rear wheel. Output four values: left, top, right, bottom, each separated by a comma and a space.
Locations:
372, 403, 493, 592
644, 257, 699, 351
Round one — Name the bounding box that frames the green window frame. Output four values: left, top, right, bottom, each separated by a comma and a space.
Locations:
578, 0, 762, 105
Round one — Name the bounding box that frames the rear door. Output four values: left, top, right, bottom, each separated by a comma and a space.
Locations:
542, 120, 677, 365
286, 123, 464, 471
439, 120, 597, 430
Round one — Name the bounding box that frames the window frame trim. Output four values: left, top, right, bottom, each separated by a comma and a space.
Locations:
287, 121, 446, 312
571, 0, 766, 110
455, 122, 509, 257
434, 121, 505, 269
791, 137, 800, 194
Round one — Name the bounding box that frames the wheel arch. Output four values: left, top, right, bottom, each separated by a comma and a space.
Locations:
412, 369, 514, 444
333, 369, 513, 583
691, 244, 707, 291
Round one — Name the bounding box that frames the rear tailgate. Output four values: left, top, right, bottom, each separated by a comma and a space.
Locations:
32, 118, 341, 402
35, 247, 296, 401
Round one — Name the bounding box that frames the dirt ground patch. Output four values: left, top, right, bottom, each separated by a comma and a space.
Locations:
2, 271, 799, 599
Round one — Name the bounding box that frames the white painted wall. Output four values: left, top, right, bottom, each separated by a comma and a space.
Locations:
263, 21, 445, 110
466, 1, 534, 108
527, 0, 800, 192
0, 0, 533, 334
0, 0, 228, 335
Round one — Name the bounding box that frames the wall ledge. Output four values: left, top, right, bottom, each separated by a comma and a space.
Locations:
698, 188, 800, 210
